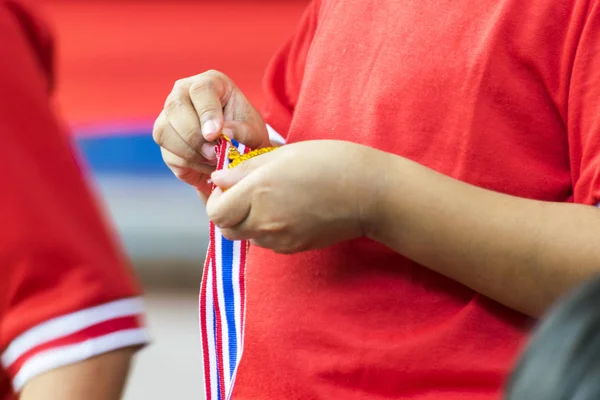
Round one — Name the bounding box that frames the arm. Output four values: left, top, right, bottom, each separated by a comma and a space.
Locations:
206, 139, 600, 316
366, 153, 600, 318
20, 349, 136, 400
367, 4, 600, 318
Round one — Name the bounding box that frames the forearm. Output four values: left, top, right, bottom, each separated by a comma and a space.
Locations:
367, 153, 600, 317
19, 348, 136, 400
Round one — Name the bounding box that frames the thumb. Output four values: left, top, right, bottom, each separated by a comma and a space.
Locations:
206, 186, 250, 229
222, 120, 270, 150
211, 159, 256, 190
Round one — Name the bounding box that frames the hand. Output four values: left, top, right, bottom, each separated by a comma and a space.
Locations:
206, 140, 380, 253
153, 70, 270, 200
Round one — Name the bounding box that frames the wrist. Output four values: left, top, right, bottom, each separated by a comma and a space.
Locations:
358, 151, 413, 245
355, 147, 398, 240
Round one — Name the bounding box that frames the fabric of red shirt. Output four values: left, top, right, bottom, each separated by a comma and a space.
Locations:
0, 2, 147, 398
233, 1, 600, 399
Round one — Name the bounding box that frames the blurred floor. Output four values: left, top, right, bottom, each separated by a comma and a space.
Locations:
125, 289, 204, 400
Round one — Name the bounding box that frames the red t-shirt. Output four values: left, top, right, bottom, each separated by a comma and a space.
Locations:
0, 2, 148, 398
234, 1, 600, 399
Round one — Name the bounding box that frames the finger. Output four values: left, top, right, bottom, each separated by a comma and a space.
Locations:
161, 148, 215, 187
220, 227, 257, 241
210, 155, 265, 190
220, 206, 262, 241
206, 181, 252, 229
189, 71, 231, 142
222, 120, 270, 150
154, 111, 216, 163
160, 148, 216, 173
164, 81, 210, 152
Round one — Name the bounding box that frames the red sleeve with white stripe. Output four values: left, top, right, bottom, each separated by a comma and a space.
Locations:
1, 299, 148, 392
0, 1, 148, 394
261, 0, 321, 145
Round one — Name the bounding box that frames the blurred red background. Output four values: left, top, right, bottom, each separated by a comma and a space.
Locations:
41, 0, 309, 135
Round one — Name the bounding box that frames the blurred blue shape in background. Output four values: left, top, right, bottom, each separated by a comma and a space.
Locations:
74, 126, 209, 283
76, 125, 167, 176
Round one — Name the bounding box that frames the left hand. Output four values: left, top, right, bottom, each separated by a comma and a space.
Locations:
206, 140, 379, 253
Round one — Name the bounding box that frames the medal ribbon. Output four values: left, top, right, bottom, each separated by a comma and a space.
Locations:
199, 136, 276, 400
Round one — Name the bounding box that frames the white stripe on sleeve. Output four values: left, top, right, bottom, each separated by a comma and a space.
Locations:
11, 328, 149, 392
266, 124, 286, 146
1, 297, 145, 368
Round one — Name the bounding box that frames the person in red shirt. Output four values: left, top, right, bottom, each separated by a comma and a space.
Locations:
153, 0, 600, 398
0, 1, 148, 399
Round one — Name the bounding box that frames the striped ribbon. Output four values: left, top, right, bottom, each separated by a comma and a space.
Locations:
200, 137, 249, 400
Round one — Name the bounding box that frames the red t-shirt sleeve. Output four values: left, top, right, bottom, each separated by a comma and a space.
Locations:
261, 0, 321, 142
569, 1, 600, 205
0, 2, 148, 394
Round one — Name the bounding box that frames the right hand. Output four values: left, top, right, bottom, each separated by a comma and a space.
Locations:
153, 70, 270, 201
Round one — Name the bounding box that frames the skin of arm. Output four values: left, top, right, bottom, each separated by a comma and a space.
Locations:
365, 151, 600, 318
19, 348, 137, 400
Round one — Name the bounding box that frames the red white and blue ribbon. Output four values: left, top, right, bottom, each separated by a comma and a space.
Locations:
200, 138, 248, 400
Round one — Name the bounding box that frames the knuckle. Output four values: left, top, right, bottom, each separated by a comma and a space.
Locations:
253, 182, 273, 202
164, 97, 185, 115
180, 125, 200, 143
263, 221, 287, 235
172, 77, 192, 91
152, 123, 166, 145
197, 104, 220, 119
190, 72, 231, 106
172, 79, 184, 90
205, 69, 227, 80
189, 78, 214, 97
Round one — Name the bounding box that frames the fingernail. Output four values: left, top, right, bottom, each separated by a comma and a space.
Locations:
201, 143, 216, 160
202, 119, 219, 138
